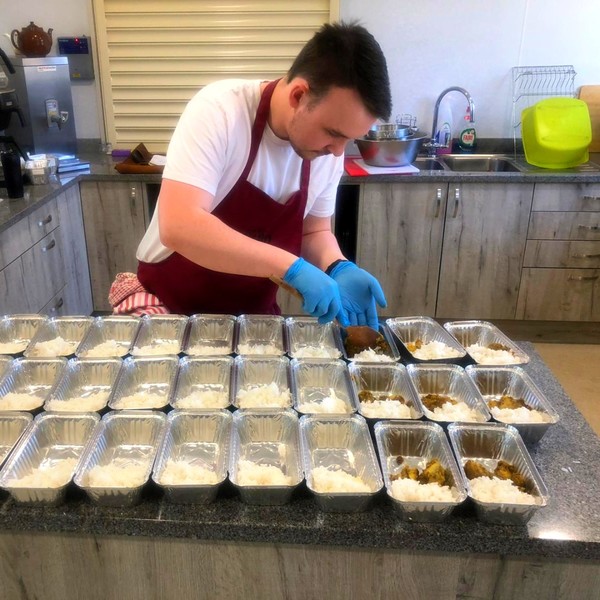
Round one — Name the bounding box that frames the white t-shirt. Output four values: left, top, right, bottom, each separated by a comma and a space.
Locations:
137, 79, 344, 263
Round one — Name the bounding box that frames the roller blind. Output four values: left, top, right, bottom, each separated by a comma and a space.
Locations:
92, 0, 338, 152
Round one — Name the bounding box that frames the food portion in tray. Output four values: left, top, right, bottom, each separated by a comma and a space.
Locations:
343, 325, 395, 362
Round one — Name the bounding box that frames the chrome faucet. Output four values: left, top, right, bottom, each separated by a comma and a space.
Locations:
425, 87, 475, 157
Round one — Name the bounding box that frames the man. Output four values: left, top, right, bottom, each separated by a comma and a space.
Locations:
134, 21, 391, 329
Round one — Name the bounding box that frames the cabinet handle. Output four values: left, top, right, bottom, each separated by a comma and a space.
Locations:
571, 253, 600, 258
130, 186, 137, 214
577, 224, 600, 231
49, 297, 64, 313
452, 188, 460, 218
568, 275, 599, 281
41, 239, 56, 252
38, 215, 52, 227
434, 188, 442, 218
581, 195, 600, 202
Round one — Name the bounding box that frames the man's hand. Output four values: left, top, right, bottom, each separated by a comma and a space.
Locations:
283, 258, 348, 325
328, 261, 386, 329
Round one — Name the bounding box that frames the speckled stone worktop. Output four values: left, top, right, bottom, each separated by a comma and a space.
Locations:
0, 342, 598, 561
2, 150, 600, 233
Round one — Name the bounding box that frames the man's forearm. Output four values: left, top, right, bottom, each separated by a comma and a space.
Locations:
301, 228, 345, 271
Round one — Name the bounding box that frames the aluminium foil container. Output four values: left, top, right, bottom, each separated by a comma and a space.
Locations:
385, 316, 467, 364
465, 365, 559, 444
340, 324, 401, 363
443, 320, 529, 366
0, 357, 67, 412
374, 420, 467, 521
232, 355, 292, 409
109, 355, 179, 410
291, 358, 357, 415
235, 315, 286, 356
183, 314, 236, 356
284, 317, 343, 359
0, 314, 47, 356
299, 413, 383, 512
0, 412, 33, 467
76, 315, 140, 358
406, 363, 491, 425
0, 356, 11, 379
24, 316, 93, 358
44, 357, 122, 413
74, 410, 167, 507
349, 362, 423, 421
130, 314, 188, 357
0, 411, 100, 505
152, 409, 232, 504
171, 356, 233, 410
229, 409, 303, 505
447, 422, 548, 525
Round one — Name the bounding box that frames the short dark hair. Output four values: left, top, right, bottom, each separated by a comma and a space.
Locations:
286, 22, 391, 121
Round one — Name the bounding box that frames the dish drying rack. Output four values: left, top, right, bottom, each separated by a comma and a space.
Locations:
511, 64, 577, 153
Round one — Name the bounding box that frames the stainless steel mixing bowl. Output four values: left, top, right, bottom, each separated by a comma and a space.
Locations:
355, 132, 428, 167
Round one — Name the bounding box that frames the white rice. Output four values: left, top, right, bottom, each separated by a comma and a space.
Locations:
160, 460, 219, 485
423, 399, 485, 422
293, 345, 340, 358
236, 382, 290, 408
469, 475, 539, 504
351, 348, 394, 362
411, 341, 462, 360
28, 336, 78, 357
7, 457, 79, 488
390, 478, 460, 503
82, 339, 130, 357
360, 400, 413, 419
132, 339, 179, 355
467, 344, 521, 365
237, 343, 282, 355
490, 405, 551, 423
311, 466, 371, 493
85, 462, 147, 487
176, 388, 229, 409
113, 391, 166, 409
0, 339, 28, 354
45, 391, 109, 412
296, 388, 350, 414
0, 392, 44, 410
236, 459, 292, 486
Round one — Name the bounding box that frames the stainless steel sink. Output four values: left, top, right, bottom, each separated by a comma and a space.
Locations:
413, 157, 447, 171
439, 154, 521, 172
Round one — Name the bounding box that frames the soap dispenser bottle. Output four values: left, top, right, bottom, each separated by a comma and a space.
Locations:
458, 106, 477, 152
434, 98, 453, 155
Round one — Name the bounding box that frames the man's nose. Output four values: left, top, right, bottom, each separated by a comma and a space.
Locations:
328, 140, 346, 157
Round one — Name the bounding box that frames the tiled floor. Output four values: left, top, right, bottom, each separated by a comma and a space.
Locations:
534, 343, 600, 436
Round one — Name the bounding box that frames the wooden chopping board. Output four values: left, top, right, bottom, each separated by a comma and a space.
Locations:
579, 85, 600, 152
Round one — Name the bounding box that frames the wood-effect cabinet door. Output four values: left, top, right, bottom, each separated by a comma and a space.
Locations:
436, 183, 533, 319
80, 181, 148, 311
357, 183, 447, 317
56, 186, 93, 315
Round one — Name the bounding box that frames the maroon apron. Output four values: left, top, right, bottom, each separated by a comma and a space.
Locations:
137, 79, 310, 316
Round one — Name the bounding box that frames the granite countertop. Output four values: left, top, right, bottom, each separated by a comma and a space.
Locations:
2, 150, 600, 233
0, 342, 599, 560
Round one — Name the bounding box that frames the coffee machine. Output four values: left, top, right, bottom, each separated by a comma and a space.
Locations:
0, 48, 27, 159
4, 56, 77, 156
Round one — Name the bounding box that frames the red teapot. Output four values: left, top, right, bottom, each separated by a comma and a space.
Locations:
11, 22, 53, 58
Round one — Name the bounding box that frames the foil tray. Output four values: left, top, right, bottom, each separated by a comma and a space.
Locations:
229, 409, 302, 505
284, 317, 343, 359
0, 314, 47, 356
130, 315, 188, 357
235, 315, 286, 356
0, 412, 33, 467
340, 324, 401, 363
24, 316, 93, 358
152, 409, 232, 504
232, 355, 292, 409
76, 315, 140, 358
183, 314, 236, 356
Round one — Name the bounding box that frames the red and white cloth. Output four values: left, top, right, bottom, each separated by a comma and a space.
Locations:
108, 272, 169, 316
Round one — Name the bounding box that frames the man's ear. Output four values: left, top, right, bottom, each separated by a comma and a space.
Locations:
288, 78, 310, 109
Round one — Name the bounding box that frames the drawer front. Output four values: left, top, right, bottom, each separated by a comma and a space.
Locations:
523, 240, 600, 268
533, 183, 600, 211
516, 268, 600, 321
528, 212, 600, 240
20, 230, 66, 312
0, 198, 59, 270
0, 257, 30, 314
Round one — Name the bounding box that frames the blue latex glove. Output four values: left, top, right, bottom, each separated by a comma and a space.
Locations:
283, 258, 348, 326
328, 261, 387, 329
